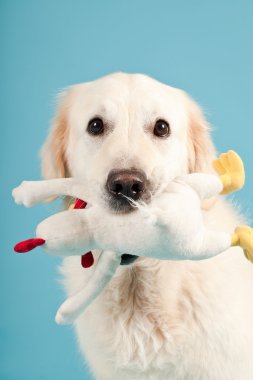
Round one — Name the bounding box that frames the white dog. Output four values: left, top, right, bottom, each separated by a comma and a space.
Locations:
38, 73, 253, 380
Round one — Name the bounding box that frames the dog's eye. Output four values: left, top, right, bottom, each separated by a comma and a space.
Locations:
87, 118, 104, 135
153, 120, 170, 138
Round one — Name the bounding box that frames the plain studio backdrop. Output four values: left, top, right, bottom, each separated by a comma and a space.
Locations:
1, 1, 253, 379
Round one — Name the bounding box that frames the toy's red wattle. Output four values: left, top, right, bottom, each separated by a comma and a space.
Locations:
81, 252, 94, 268
74, 199, 87, 209
14, 238, 45, 253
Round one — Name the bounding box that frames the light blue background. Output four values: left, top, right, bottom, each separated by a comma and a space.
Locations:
1, 1, 253, 379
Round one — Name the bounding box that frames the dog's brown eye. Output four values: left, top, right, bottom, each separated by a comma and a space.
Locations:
153, 120, 170, 137
87, 118, 104, 135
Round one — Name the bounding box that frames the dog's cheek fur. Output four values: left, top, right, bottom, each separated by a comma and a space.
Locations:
41, 94, 70, 180
186, 96, 216, 173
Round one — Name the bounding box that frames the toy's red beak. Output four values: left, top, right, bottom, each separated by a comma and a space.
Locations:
14, 238, 46, 253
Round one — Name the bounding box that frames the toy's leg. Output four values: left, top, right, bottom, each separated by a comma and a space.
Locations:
55, 250, 120, 325
212, 150, 245, 195
12, 178, 88, 207
186, 229, 232, 260
231, 225, 253, 262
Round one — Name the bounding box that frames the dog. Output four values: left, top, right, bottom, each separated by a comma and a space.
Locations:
41, 73, 253, 380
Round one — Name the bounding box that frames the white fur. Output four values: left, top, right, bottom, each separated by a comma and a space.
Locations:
39, 73, 253, 379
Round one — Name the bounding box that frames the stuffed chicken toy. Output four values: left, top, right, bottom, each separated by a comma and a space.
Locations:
12, 150, 253, 325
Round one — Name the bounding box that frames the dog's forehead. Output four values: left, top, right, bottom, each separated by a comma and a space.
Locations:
69, 73, 187, 122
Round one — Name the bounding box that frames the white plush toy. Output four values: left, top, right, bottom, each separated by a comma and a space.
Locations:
12, 150, 253, 325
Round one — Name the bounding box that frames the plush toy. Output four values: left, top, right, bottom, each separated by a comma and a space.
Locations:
12, 150, 253, 325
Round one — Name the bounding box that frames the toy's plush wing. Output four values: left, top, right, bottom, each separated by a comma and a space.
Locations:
12, 178, 89, 207
73, 199, 94, 269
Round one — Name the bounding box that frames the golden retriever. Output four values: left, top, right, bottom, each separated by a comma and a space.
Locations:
41, 73, 253, 380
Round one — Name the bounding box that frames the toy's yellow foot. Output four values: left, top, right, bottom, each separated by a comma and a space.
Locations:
212, 150, 245, 195
232, 226, 253, 262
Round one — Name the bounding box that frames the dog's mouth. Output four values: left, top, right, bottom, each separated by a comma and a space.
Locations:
107, 190, 152, 213
107, 195, 138, 213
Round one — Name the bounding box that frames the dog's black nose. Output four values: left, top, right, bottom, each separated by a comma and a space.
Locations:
106, 169, 147, 201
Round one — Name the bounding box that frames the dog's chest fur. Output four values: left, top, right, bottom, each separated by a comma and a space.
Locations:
63, 242, 253, 379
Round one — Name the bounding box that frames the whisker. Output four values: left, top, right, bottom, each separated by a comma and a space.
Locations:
119, 193, 149, 210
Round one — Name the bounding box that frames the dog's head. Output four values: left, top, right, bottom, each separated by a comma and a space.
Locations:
41, 73, 215, 212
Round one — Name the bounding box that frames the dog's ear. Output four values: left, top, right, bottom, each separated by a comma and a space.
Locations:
186, 95, 216, 173
184, 94, 217, 210
41, 91, 70, 179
